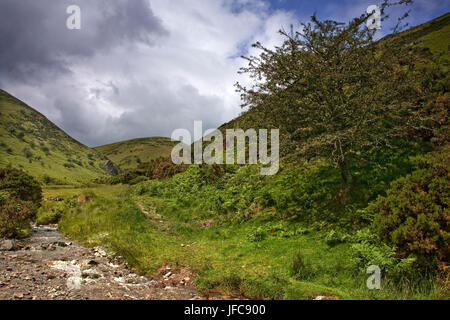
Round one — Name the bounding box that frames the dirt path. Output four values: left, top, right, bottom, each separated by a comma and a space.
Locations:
0, 225, 204, 300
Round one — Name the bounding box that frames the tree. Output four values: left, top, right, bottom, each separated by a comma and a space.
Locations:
236, 1, 423, 185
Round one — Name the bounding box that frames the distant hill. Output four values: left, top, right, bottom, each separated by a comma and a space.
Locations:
0, 89, 108, 185
95, 137, 178, 170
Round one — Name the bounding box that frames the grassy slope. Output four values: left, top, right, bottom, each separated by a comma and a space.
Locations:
95, 137, 178, 170
0, 89, 107, 185
51, 185, 446, 300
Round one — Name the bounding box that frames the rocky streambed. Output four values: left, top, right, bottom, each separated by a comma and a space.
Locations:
0, 225, 203, 300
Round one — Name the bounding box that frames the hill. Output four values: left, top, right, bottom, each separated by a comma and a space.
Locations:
95, 137, 178, 170
0, 89, 108, 185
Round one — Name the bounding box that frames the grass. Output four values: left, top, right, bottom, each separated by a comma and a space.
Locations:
94, 137, 178, 170
42, 184, 448, 300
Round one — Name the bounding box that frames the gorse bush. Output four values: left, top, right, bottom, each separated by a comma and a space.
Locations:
0, 196, 36, 238
0, 168, 42, 238
371, 149, 450, 274
0, 168, 42, 205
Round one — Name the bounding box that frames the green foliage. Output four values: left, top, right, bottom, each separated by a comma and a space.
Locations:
247, 226, 268, 242
0, 168, 42, 238
290, 251, 315, 280
16, 131, 25, 140
36, 197, 77, 225
350, 229, 417, 282
40, 145, 50, 155
324, 230, 350, 247
0, 197, 36, 238
237, 9, 428, 185
128, 175, 148, 185
108, 171, 140, 185
0, 168, 42, 204
264, 162, 341, 220
22, 147, 33, 159
371, 149, 450, 273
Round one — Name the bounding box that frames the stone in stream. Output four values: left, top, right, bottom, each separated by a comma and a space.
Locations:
0, 239, 16, 251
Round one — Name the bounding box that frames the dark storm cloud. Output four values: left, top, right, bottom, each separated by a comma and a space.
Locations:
0, 0, 167, 83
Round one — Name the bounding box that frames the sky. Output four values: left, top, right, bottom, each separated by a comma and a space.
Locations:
0, 0, 449, 147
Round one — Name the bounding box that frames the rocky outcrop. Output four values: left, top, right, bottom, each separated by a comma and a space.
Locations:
103, 159, 120, 176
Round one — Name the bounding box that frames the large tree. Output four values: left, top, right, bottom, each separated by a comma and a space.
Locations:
236, 1, 424, 185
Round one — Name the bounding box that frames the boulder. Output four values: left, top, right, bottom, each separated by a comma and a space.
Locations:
0, 239, 16, 251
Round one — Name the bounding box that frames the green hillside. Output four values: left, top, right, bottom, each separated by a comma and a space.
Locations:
95, 137, 178, 170
0, 89, 108, 185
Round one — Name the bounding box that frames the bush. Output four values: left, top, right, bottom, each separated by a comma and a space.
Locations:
350, 229, 417, 282
324, 229, 350, 246
290, 251, 316, 280
247, 226, 268, 242
371, 150, 450, 273
0, 168, 42, 238
23, 148, 33, 159
109, 171, 139, 185
0, 168, 42, 205
264, 161, 341, 220
0, 193, 36, 238
40, 145, 50, 155
139, 156, 186, 180
36, 197, 77, 225
128, 175, 148, 185
63, 162, 75, 168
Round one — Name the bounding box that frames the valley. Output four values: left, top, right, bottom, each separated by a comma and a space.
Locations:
1, 12, 449, 301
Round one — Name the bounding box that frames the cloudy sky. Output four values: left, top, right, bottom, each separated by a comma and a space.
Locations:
1, 0, 449, 147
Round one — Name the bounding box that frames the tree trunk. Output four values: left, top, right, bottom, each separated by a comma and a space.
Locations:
338, 158, 353, 185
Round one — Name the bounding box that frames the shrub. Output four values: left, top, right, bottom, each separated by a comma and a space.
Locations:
0, 168, 42, 205
36, 197, 77, 225
247, 226, 268, 242
42, 174, 55, 185
264, 161, 341, 220
290, 251, 315, 280
0, 194, 36, 238
64, 162, 75, 168
371, 150, 450, 273
350, 229, 417, 282
140, 156, 186, 180
40, 145, 50, 155
128, 175, 148, 185
23, 148, 33, 159
0, 168, 42, 238
324, 229, 350, 246
109, 171, 139, 185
